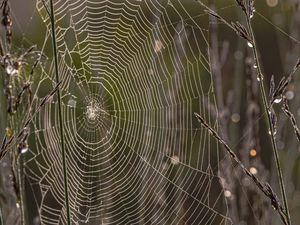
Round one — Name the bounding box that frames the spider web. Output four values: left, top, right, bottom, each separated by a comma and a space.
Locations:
22, 0, 231, 224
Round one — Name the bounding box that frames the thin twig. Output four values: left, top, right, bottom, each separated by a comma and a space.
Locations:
194, 112, 288, 225
282, 98, 300, 143
201, 5, 254, 45
270, 58, 300, 105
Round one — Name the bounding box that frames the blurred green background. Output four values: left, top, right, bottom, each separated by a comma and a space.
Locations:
0, 0, 300, 224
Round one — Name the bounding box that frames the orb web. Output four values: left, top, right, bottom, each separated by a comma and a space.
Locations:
23, 0, 232, 224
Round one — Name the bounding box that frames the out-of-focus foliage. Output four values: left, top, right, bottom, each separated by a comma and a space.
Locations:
0, 0, 299, 224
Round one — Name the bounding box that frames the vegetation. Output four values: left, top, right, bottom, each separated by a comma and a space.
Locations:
0, 0, 299, 224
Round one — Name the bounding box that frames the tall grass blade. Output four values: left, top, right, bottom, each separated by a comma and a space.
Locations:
48, 1, 71, 224
245, 11, 291, 225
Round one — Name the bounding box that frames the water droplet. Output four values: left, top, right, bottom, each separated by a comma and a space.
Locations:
273, 97, 282, 104
224, 190, 232, 198
16, 202, 20, 208
247, 42, 254, 48
6, 65, 13, 74
250, 167, 258, 175
253, 64, 257, 68
21, 148, 29, 154
6, 65, 18, 76
257, 74, 264, 82
268, 129, 277, 135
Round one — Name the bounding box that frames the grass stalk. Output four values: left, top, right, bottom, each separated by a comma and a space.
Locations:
48, 1, 71, 225
194, 112, 288, 225
245, 18, 291, 225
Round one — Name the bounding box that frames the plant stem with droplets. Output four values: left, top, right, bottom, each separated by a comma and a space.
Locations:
49, 1, 71, 225
246, 17, 291, 225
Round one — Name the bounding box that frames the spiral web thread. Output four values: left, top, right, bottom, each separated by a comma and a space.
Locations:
23, 0, 231, 224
